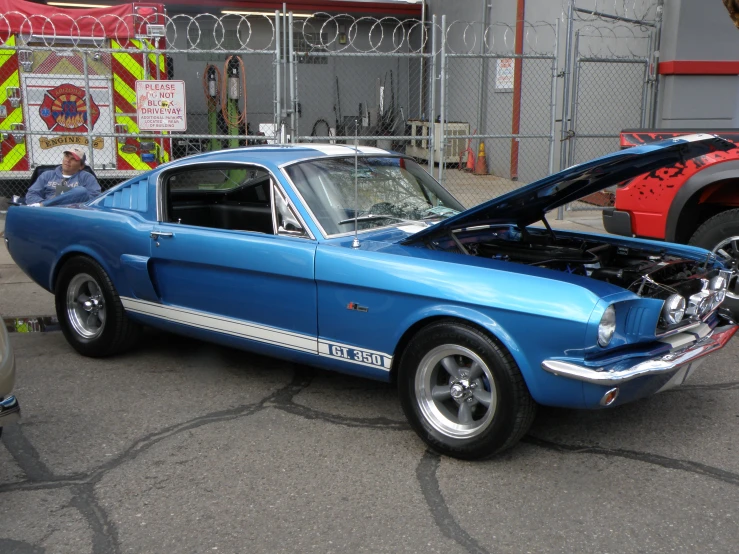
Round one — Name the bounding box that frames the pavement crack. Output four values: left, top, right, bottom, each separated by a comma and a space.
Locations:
68, 484, 121, 554
524, 436, 739, 487
275, 402, 410, 430
265, 364, 409, 429
416, 450, 490, 554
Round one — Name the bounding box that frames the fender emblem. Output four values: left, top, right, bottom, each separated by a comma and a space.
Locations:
347, 302, 368, 313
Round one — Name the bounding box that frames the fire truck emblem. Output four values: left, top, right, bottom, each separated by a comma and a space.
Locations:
39, 84, 100, 133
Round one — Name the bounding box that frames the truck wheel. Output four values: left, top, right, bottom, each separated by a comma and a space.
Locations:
688, 208, 739, 319
398, 321, 536, 460
55, 256, 141, 357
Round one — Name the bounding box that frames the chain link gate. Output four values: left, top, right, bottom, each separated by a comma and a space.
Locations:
439, 18, 559, 208
288, 14, 428, 174
558, 0, 662, 215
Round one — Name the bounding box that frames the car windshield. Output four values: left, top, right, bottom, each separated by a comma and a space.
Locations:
283, 156, 464, 236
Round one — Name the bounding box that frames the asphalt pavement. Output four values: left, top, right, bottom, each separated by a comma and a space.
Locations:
2, 210, 739, 553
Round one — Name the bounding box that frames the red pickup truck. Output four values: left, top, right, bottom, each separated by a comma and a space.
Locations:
603, 129, 739, 316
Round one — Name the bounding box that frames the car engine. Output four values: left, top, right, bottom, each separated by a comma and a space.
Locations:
431, 226, 733, 328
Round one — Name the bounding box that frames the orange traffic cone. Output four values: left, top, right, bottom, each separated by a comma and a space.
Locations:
464, 145, 475, 172
473, 142, 488, 175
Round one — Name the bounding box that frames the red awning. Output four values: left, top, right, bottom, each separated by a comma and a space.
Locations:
160, 0, 423, 17
0, 1, 166, 38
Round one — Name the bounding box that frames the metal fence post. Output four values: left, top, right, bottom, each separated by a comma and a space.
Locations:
289, 12, 296, 142
651, 0, 664, 127
428, 15, 437, 175
81, 51, 96, 170
556, 0, 575, 220
275, 11, 282, 140
438, 15, 447, 183
548, 19, 561, 178
567, 31, 581, 169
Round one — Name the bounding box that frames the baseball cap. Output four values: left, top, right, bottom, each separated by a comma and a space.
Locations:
63, 146, 87, 164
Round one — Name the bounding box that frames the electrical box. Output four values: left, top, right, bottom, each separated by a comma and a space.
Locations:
406, 120, 470, 164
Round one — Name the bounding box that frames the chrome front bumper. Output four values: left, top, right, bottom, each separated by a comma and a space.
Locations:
541, 324, 737, 385
0, 395, 20, 426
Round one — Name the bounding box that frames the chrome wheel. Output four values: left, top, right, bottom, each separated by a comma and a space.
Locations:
66, 273, 106, 339
712, 235, 739, 300
415, 344, 497, 439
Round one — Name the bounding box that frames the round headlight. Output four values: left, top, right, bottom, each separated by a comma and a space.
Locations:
662, 294, 686, 325
598, 305, 616, 347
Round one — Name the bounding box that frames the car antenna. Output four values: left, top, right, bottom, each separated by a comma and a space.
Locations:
352, 119, 361, 249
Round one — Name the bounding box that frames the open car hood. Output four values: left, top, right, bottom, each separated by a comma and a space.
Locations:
403, 134, 734, 245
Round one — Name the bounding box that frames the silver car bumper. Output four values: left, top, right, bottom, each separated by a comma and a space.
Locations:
541, 324, 738, 385
0, 395, 20, 425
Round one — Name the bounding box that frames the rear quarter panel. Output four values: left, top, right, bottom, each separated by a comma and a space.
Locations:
5, 205, 154, 297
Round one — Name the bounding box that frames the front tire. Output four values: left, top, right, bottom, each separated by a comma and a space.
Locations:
688, 208, 739, 319
398, 321, 536, 460
55, 256, 140, 357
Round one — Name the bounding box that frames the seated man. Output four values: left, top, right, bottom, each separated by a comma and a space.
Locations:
25, 146, 101, 207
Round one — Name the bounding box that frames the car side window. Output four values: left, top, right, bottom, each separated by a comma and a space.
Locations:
163, 165, 274, 234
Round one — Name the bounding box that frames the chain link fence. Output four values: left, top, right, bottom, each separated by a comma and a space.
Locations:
559, 0, 660, 214
439, 21, 558, 208
0, 3, 662, 212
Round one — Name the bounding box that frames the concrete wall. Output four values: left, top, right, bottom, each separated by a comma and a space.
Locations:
657, 0, 739, 128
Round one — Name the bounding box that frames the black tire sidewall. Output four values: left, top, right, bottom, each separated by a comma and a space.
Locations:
689, 209, 739, 318
55, 257, 120, 357
398, 322, 524, 459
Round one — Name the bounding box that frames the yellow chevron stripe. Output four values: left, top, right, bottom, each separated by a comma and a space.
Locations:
0, 107, 23, 130
112, 39, 145, 82
111, 38, 169, 166
113, 106, 154, 169
118, 146, 152, 170
115, 107, 140, 133
0, 36, 19, 105
0, 143, 26, 171
113, 72, 138, 106
0, 36, 26, 170
0, 35, 16, 61
0, 72, 20, 104
0, 65, 20, 89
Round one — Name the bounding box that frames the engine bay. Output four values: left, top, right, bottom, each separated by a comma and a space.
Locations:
435, 225, 720, 302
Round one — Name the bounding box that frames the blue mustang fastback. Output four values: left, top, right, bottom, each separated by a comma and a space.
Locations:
4, 135, 737, 459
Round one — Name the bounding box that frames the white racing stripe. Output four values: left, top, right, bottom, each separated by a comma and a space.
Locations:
121, 297, 393, 371
304, 144, 390, 156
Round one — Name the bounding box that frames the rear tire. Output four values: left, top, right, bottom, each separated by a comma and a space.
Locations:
398, 321, 536, 460
55, 256, 141, 357
688, 208, 739, 319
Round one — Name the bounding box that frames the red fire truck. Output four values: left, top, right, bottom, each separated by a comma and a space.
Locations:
0, 0, 169, 191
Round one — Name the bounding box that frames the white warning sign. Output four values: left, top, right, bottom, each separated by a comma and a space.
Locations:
135, 80, 187, 131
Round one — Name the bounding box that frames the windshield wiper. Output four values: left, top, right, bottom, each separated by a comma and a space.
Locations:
338, 214, 404, 225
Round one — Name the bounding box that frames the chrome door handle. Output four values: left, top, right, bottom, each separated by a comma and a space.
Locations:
150, 231, 174, 239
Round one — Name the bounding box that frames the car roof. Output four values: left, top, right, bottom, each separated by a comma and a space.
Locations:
159, 144, 396, 171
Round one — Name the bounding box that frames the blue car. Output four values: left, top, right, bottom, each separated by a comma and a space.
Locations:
4, 136, 737, 459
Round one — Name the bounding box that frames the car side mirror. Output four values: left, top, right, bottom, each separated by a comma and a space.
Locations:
278, 225, 304, 236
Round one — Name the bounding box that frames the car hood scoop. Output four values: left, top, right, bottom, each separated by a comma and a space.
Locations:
403, 134, 734, 245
